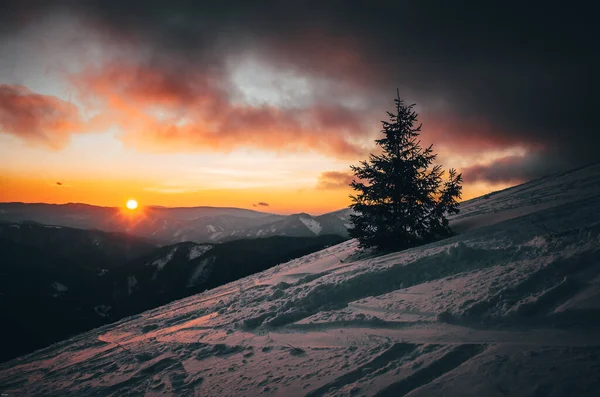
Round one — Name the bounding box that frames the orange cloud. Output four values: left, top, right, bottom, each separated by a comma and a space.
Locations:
73, 62, 372, 158
317, 171, 356, 190
0, 84, 84, 149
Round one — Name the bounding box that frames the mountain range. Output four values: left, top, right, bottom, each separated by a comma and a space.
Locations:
0, 203, 353, 244
0, 221, 345, 363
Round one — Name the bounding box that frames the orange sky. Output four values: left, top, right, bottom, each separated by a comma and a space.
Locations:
0, 15, 521, 215
0, 167, 509, 215
0, 81, 517, 215
0, 80, 517, 214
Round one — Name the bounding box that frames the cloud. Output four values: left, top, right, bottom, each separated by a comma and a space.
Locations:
72, 62, 370, 157
252, 202, 269, 207
0, 84, 84, 149
317, 171, 356, 190
50, 180, 71, 188
461, 150, 576, 184
2, 1, 599, 179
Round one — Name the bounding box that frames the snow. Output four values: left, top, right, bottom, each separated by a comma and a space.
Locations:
208, 232, 223, 240
299, 215, 323, 235
51, 281, 68, 292
188, 244, 212, 260
127, 275, 138, 296
94, 305, 111, 317
186, 257, 215, 287
206, 224, 217, 233
148, 246, 179, 271
2, 163, 600, 396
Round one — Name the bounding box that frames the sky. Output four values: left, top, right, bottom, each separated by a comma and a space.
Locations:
0, 1, 598, 215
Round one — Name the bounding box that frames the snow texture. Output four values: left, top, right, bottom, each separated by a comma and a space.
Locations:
51, 282, 68, 292
2, 163, 600, 396
188, 244, 212, 261
149, 246, 179, 271
186, 258, 215, 288
94, 305, 111, 318
299, 215, 323, 235
126, 275, 138, 296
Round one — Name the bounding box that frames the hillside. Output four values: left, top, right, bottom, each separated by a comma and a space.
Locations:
0, 223, 345, 363
108, 234, 347, 321
0, 224, 157, 362
1, 162, 600, 396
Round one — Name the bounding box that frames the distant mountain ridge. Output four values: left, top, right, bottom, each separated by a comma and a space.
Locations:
0, 203, 353, 244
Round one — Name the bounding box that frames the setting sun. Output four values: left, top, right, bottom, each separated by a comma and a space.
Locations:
126, 199, 138, 210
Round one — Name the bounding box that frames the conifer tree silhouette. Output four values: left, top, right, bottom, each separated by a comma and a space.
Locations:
349, 91, 463, 251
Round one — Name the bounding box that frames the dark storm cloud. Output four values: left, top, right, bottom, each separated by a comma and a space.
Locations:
2, 0, 599, 181
462, 148, 587, 184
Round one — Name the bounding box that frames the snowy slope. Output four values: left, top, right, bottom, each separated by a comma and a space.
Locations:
2, 163, 600, 396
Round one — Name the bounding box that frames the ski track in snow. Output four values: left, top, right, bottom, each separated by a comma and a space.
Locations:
2, 163, 600, 396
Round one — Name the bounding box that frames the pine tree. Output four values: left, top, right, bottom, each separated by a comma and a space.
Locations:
349, 91, 463, 251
